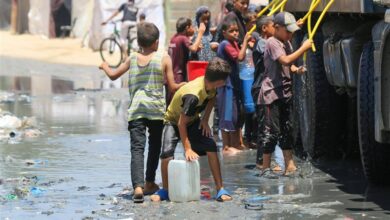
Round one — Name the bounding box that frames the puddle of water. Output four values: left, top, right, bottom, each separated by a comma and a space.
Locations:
1, 58, 390, 219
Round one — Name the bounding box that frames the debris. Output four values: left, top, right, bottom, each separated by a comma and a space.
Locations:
0, 115, 22, 129
41, 211, 54, 216
78, 186, 89, 191
5, 194, 18, 200
30, 187, 46, 197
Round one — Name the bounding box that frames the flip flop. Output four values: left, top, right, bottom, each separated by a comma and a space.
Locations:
153, 189, 169, 201
132, 193, 144, 203
215, 188, 232, 202
260, 168, 279, 179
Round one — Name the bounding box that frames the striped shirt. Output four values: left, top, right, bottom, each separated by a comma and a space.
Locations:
127, 51, 165, 121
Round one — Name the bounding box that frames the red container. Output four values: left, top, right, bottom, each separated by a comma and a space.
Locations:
187, 61, 209, 81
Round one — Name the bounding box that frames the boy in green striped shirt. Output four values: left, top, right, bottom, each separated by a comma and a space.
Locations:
99, 22, 184, 203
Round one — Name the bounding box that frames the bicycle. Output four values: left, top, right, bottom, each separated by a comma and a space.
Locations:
99, 21, 137, 68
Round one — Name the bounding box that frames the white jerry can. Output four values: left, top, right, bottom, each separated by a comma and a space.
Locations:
168, 143, 200, 202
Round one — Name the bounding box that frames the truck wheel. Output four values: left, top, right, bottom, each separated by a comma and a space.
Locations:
294, 34, 344, 159
358, 42, 390, 184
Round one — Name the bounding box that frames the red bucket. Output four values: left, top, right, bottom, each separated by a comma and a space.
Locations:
187, 61, 209, 81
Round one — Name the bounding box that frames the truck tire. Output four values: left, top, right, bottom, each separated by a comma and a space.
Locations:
358, 42, 390, 184
294, 34, 344, 159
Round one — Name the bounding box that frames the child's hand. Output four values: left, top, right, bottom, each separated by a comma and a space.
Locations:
185, 149, 199, 161
302, 39, 313, 51
296, 18, 304, 28
199, 22, 207, 34
244, 33, 252, 43
210, 27, 217, 35
200, 120, 211, 137
99, 61, 109, 70
291, 65, 306, 74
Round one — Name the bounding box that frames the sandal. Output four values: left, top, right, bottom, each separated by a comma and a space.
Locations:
260, 168, 279, 179
132, 193, 144, 203
152, 189, 169, 201
215, 188, 232, 202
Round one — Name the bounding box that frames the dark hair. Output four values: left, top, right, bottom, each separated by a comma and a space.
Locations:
176, 17, 192, 33
225, 0, 234, 12
140, 13, 146, 20
221, 17, 237, 31
243, 11, 256, 23
137, 22, 159, 48
195, 6, 211, 34
256, 15, 273, 34
205, 57, 231, 82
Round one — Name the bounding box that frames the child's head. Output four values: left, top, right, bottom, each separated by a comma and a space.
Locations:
244, 11, 257, 31
137, 22, 159, 51
233, 0, 249, 15
204, 57, 231, 89
273, 12, 300, 42
225, 0, 234, 13
139, 13, 146, 22
221, 18, 239, 42
176, 17, 194, 36
195, 6, 211, 32
256, 15, 274, 38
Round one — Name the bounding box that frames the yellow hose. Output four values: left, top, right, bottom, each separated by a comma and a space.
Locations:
307, 0, 316, 51
305, 0, 319, 61
267, 0, 288, 16
248, 0, 281, 34
301, 0, 321, 23
310, 0, 334, 40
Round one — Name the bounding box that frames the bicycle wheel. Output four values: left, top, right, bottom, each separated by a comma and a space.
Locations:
100, 37, 123, 68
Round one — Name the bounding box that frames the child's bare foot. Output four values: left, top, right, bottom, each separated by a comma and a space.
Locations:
150, 189, 169, 202
223, 147, 241, 155
284, 166, 297, 176
272, 165, 282, 172
144, 182, 159, 195
150, 194, 161, 202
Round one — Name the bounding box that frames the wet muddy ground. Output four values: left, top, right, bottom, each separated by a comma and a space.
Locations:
1, 56, 390, 219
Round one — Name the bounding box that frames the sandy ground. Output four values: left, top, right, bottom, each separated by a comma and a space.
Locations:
0, 31, 100, 67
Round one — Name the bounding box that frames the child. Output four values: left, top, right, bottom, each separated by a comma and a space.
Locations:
241, 11, 257, 149
258, 12, 312, 177
252, 15, 285, 172
167, 17, 206, 105
217, 18, 252, 155
192, 6, 218, 61
151, 57, 233, 202
99, 22, 184, 203
102, 0, 139, 60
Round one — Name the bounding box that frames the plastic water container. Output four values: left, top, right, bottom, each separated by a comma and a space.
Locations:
168, 142, 200, 202
187, 61, 209, 81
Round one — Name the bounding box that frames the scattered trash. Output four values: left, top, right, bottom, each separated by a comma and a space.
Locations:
5, 194, 18, 200
112, 197, 119, 205
245, 203, 264, 210
14, 187, 29, 198
25, 159, 48, 167
78, 186, 89, 191
30, 187, 46, 197
200, 185, 211, 200
243, 196, 271, 210
0, 111, 42, 142
41, 211, 54, 216
243, 196, 271, 203
0, 115, 22, 129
